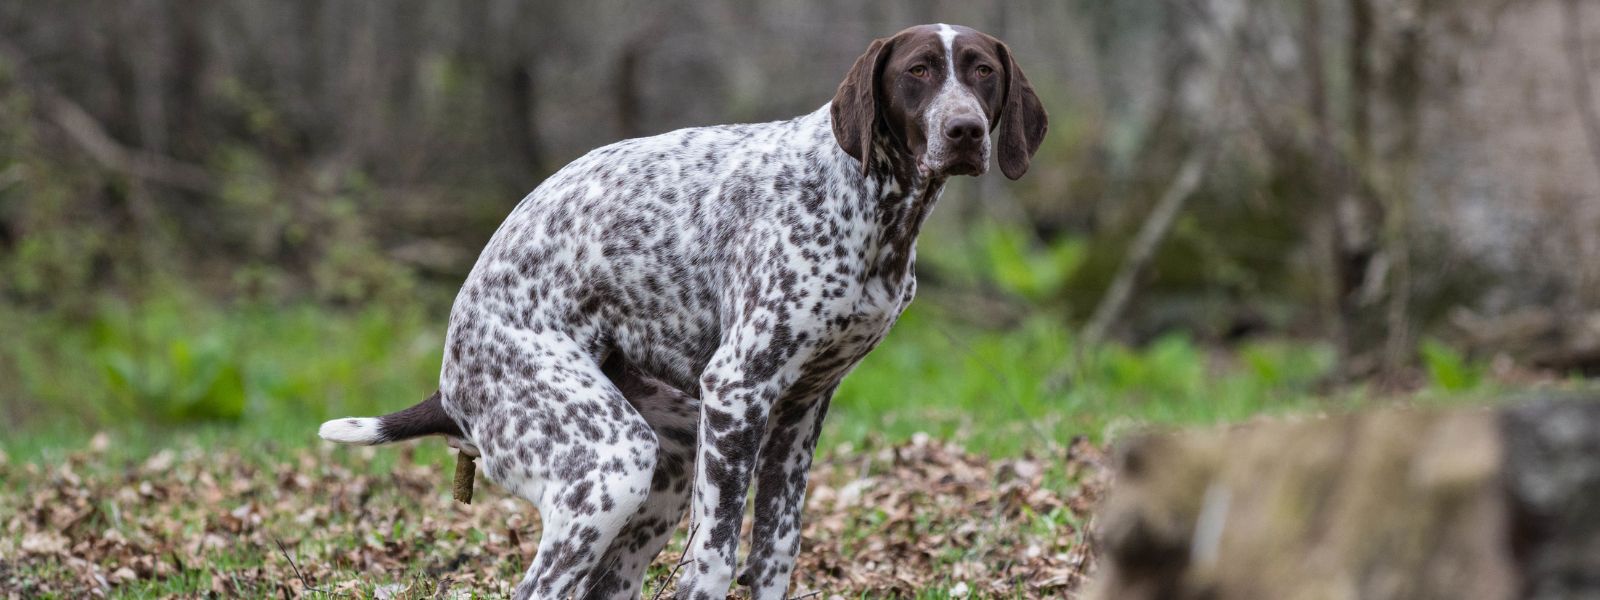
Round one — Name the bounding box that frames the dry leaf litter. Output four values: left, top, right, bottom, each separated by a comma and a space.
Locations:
1, 433, 1107, 598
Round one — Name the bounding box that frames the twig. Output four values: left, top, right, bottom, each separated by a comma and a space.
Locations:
787, 591, 824, 600
272, 537, 311, 589
649, 523, 699, 600
272, 536, 346, 598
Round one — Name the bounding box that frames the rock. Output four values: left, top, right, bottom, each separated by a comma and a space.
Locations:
1089, 394, 1600, 599
1500, 397, 1600, 599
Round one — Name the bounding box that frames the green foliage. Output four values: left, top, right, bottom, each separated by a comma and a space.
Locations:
1419, 338, 1485, 392
830, 304, 1338, 454
977, 223, 1088, 302
1240, 340, 1335, 389
1096, 334, 1208, 399
98, 324, 248, 422
920, 217, 1088, 305
5, 285, 1346, 459
0, 69, 117, 309
1, 291, 442, 437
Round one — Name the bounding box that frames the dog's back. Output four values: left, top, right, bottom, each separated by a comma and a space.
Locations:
446, 107, 865, 393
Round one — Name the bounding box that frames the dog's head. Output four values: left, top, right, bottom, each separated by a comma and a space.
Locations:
832, 24, 1047, 180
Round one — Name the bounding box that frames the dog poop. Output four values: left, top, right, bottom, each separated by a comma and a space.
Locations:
453, 451, 476, 504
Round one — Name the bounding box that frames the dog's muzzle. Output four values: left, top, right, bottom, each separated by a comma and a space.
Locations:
921, 110, 991, 178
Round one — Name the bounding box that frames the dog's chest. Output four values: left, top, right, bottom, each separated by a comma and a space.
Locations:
838, 277, 911, 348
791, 250, 919, 385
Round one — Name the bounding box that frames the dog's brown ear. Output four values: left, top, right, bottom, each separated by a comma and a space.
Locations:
995, 41, 1047, 180
832, 37, 891, 175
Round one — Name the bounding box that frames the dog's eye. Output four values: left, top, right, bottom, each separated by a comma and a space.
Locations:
975, 65, 994, 78
909, 65, 929, 78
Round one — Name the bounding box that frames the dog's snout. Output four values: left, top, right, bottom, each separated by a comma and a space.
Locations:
944, 116, 985, 143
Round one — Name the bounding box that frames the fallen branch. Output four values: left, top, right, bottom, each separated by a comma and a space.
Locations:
44, 93, 216, 193
1078, 151, 1209, 348
1067, 0, 1248, 355
1044, 0, 1246, 391
0, 39, 214, 193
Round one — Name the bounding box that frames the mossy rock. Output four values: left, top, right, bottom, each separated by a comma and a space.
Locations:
1090, 394, 1600, 600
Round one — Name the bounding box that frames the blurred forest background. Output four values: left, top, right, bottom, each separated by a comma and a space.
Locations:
3, 0, 1599, 453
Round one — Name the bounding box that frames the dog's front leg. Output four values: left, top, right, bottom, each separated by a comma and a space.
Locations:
675, 334, 818, 600
738, 384, 835, 600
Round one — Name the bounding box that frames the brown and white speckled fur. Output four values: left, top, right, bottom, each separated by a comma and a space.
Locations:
319, 23, 1046, 600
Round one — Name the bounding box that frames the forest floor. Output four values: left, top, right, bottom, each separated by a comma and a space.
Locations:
0, 431, 1106, 599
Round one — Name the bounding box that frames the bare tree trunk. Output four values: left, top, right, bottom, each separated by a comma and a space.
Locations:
167, 0, 209, 161
1382, 15, 1426, 374
1335, 0, 1384, 379
1305, 0, 1328, 130
1302, 0, 1354, 381
1562, 0, 1600, 190
1563, 0, 1600, 310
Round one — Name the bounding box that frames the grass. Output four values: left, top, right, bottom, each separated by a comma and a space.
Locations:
831, 306, 1345, 454
3, 291, 1364, 462
1, 294, 444, 461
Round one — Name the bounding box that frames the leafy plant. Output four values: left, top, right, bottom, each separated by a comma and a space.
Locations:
976, 223, 1088, 302
1420, 338, 1485, 392
99, 336, 248, 422
2, 288, 444, 435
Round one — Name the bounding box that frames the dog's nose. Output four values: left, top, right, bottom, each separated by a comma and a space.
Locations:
944, 117, 985, 143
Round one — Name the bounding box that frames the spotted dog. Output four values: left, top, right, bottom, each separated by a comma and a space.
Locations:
319, 23, 1046, 600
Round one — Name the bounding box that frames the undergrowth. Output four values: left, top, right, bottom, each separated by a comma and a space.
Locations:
0, 287, 1507, 463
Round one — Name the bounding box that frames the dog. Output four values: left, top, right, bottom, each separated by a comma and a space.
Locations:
319, 23, 1045, 600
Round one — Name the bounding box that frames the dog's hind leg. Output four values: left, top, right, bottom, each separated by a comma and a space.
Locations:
576, 361, 699, 600
453, 337, 658, 600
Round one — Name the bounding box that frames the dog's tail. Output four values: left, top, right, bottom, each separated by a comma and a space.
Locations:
318, 391, 463, 445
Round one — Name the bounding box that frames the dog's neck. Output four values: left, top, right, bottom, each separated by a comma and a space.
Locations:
859, 140, 946, 283
811, 105, 947, 283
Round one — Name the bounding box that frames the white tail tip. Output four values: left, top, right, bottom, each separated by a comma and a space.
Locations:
319, 417, 383, 444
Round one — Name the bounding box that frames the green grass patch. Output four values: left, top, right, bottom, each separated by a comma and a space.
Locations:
0, 289, 1529, 464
